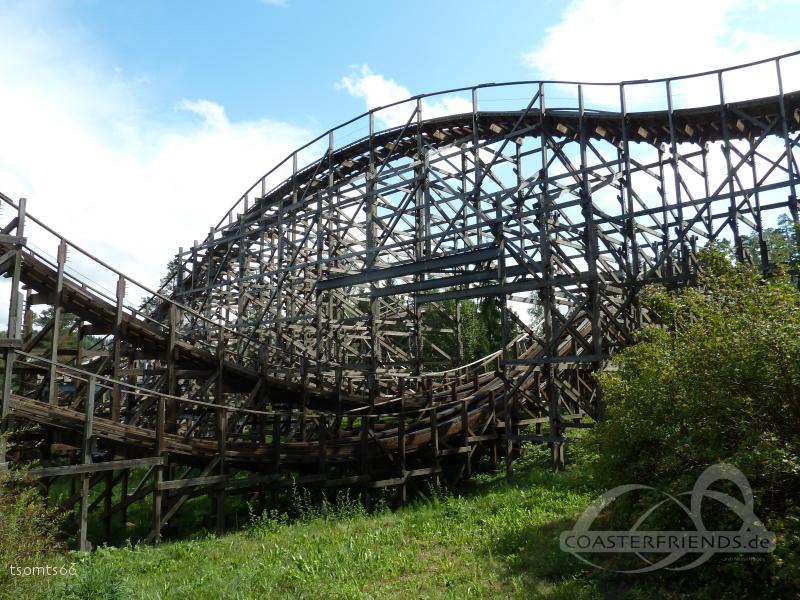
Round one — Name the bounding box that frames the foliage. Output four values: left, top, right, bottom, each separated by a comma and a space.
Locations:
43, 452, 601, 600
589, 246, 800, 595
527, 292, 544, 331
423, 297, 509, 367
0, 469, 69, 598
742, 213, 800, 268
139, 257, 180, 314
29, 307, 103, 354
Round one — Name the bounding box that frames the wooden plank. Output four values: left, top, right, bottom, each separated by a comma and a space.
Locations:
27, 456, 165, 479
405, 467, 442, 477
504, 433, 564, 444
365, 476, 407, 489
466, 434, 497, 443
157, 474, 226, 491
0, 233, 25, 245
227, 473, 282, 489
79, 376, 95, 552
438, 447, 470, 456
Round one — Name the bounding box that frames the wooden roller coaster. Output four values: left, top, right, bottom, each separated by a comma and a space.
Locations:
1, 51, 798, 550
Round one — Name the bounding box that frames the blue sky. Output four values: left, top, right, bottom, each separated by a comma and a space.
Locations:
63, 0, 566, 126
0, 0, 798, 290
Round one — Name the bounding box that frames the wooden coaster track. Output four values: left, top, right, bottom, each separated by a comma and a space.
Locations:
1, 51, 798, 549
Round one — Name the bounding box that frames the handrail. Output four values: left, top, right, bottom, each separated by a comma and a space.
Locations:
373, 332, 528, 380
15, 349, 489, 421
0, 192, 261, 353
214, 50, 800, 232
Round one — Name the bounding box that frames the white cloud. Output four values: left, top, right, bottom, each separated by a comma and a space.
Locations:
0, 2, 308, 303
523, 0, 797, 109
177, 99, 229, 130
524, 0, 793, 82
338, 65, 472, 129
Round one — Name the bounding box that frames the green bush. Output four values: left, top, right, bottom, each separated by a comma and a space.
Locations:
588, 249, 800, 595
0, 468, 66, 597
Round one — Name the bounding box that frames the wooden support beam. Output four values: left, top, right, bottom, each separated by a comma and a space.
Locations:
111, 275, 125, 422
27, 456, 165, 478
152, 396, 165, 544
48, 239, 67, 407
79, 376, 95, 552
215, 405, 227, 537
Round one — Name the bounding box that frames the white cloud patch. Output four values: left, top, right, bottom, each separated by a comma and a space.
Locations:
522, 0, 795, 234
338, 65, 472, 129
523, 0, 797, 108
177, 99, 229, 130
0, 2, 308, 302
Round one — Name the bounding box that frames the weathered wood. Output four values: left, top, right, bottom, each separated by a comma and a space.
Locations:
111, 275, 125, 422
1, 64, 798, 546
158, 474, 226, 491
79, 376, 95, 552
27, 456, 165, 478
152, 396, 165, 544
48, 239, 66, 407
215, 406, 227, 536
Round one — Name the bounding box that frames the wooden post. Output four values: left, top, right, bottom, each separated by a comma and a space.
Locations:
489, 390, 498, 472
300, 358, 308, 441
271, 411, 280, 509
461, 398, 471, 480
103, 470, 113, 544
318, 414, 327, 475
504, 388, 513, 479
152, 395, 165, 544
272, 412, 281, 475
216, 406, 227, 537
0, 198, 25, 465
335, 366, 342, 415
48, 239, 67, 406
165, 305, 177, 433
430, 404, 440, 489
397, 378, 406, 505
79, 376, 95, 552
360, 414, 370, 510
111, 275, 125, 422
120, 470, 129, 529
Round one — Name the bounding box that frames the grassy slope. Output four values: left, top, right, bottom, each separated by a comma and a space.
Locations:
25, 441, 732, 600
38, 448, 618, 600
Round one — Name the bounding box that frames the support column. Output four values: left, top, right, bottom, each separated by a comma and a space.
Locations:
216, 406, 227, 537
397, 378, 407, 506
166, 305, 177, 433
0, 198, 25, 465
717, 72, 743, 261
78, 376, 95, 552
151, 395, 165, 544
111, 275, 125, 422
48, 239, 67, 406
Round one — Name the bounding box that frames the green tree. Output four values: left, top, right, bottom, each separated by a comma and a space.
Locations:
32, 308, 80, 351
526, 292, 544, 331
422, 295, 514, 367
743, 213, 799, 268
588, 247, 800, 594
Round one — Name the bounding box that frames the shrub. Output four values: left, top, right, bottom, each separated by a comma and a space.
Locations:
588, 249, 800, 595
0, 467, 66, 597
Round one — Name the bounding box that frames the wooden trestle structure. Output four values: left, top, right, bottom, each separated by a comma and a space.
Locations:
1, 52, 799, 550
